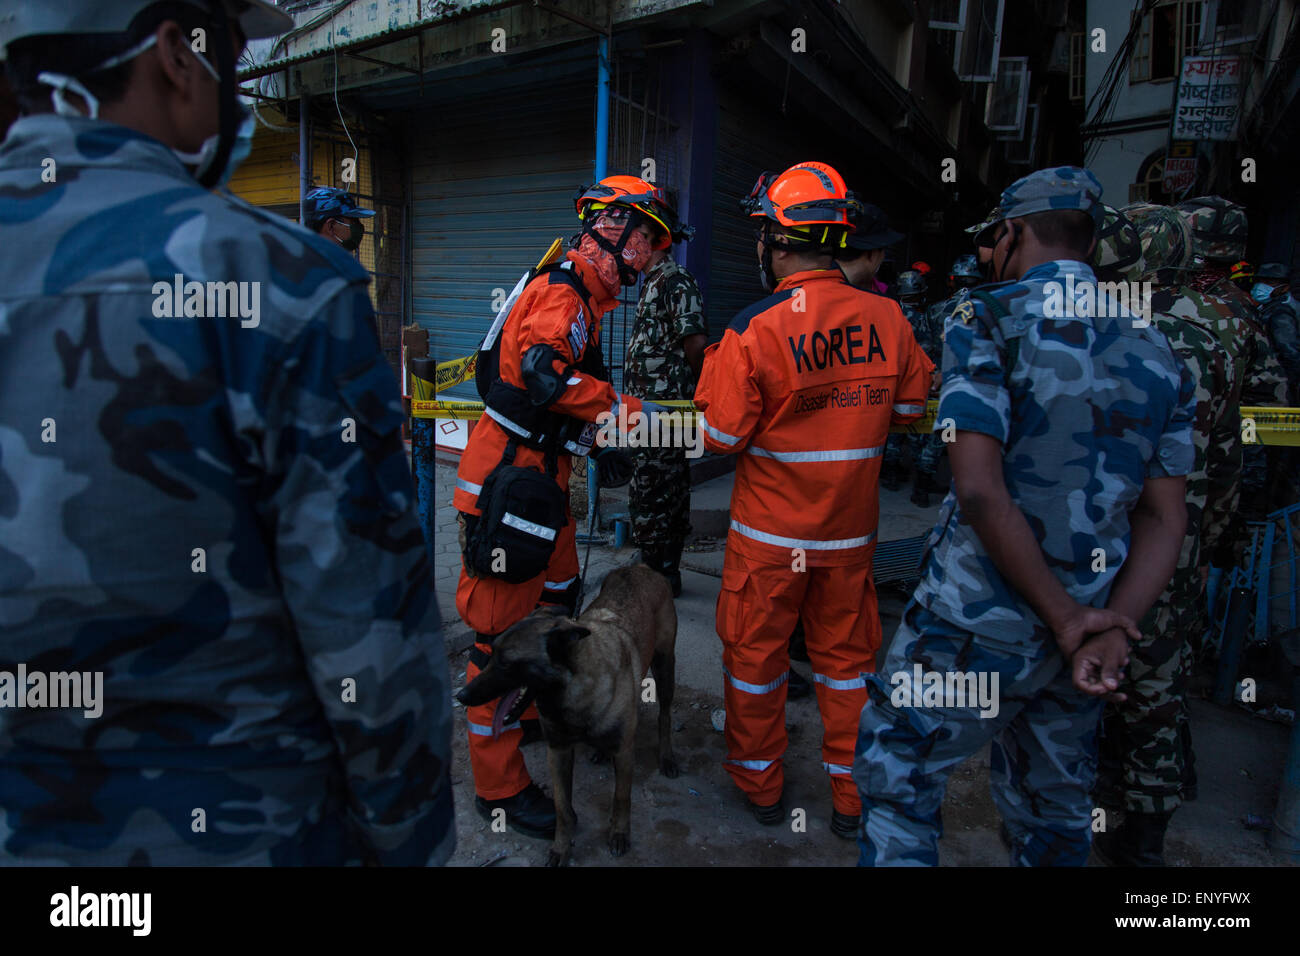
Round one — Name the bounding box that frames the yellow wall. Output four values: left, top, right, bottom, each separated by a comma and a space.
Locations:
228, 123, 300, 208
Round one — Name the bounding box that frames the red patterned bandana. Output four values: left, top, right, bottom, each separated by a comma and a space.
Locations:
573, 215, 654, 295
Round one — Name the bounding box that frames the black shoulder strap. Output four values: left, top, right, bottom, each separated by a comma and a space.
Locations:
537, 262, 598, 326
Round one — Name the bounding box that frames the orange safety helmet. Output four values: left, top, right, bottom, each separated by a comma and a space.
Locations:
1228, 259, 1254, 282
574, 175, 688, 250
742, 161, 858, 246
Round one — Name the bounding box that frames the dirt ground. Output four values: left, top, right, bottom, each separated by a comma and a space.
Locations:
442, 577, 1298, 868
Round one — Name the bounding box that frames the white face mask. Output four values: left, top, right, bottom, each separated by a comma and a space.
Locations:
37, 34, 254, 189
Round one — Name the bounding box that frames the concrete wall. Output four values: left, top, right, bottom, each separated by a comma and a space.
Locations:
1083, 0, 1178, 204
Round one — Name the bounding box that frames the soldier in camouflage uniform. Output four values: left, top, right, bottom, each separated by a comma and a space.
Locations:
911, 256, 985, 507
1090, 203, 1235, 864
0, 1, 454, 865
854, 168, 1196, 867
882, 269, 942, 501
624, 244, 707, 596
1176, 197, 1290, 528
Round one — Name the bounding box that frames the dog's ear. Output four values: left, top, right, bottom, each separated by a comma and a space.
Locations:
545, 624, 591, 671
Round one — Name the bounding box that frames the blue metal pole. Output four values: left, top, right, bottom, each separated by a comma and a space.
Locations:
587, 34, 610, 530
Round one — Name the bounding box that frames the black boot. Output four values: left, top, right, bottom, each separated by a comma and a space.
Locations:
1093, 810, 1174, 866
747, 795, 785, 826
830, 810, 860, 841
909, 481, 929, 508
474, 782, 557, 839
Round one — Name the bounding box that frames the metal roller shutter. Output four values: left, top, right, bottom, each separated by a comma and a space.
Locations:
410, 83, 593, 399
708, 92, 808, 338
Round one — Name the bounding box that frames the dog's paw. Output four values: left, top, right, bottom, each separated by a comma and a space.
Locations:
546, 847, 571, 867
660, 756, 681, 779
588, 748, 610, 765
607, 831, 629, 857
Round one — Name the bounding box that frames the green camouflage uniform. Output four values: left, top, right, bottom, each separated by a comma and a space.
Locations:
1094, 202, 1236, 814
623, 258, 706, 550
1177, 198, 1290, 536
0, 115, 454, 865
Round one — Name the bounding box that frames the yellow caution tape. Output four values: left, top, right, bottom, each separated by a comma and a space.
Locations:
1241, 406, 1300, 447
434, 353, 477, 393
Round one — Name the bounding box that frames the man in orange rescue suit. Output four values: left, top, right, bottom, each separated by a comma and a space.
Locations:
453, 177, 676, 837
694, 162, 934, 839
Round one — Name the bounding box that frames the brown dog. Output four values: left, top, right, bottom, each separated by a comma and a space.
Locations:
456, 564, 678, 865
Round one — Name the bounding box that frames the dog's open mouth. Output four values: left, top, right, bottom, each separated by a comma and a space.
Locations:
492, 686, 536, 736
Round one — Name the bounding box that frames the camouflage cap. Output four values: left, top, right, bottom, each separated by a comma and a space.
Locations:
965, 205, 1001, 246
895, 269, 927, 296
1175, 195, 1247, 264
304, 187, 376, 228
1089, 203, 1144, 285
973, 166, 1104, 247
1122, 202, 1192, 277
950, 254, 981, 279
0, 0, 292, 57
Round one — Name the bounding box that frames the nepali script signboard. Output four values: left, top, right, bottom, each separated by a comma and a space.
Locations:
1173, 56, 1242, 141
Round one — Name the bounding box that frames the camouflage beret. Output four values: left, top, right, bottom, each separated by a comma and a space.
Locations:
1122, 202, 1192, 277
1089, 203, 1144, 285
1175, 195, 1247, 264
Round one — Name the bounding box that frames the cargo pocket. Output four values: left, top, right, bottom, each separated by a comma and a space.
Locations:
717, 564, 750, 645
335, 356, 411, 519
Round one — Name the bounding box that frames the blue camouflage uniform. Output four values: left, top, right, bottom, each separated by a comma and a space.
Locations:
0, 115, 454, 865
853, 167, 1196, 866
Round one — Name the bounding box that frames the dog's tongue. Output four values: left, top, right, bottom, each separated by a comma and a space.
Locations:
492, 689, 522, 737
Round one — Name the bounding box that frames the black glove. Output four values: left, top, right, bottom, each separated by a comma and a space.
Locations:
593, 446, 635, 488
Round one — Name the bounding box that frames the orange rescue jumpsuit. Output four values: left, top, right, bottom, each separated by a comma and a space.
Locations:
453, 252, 645, 799
694, 268, 933, 815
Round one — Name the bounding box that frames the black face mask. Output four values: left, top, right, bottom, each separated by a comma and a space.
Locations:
333, 219, 364, 252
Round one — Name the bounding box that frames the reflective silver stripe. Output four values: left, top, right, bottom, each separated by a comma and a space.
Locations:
726, 758, 776, 772
731, 520, 877, 551
823, 762, 853, 775
484, 405, 533, 439
893, 403, 925, 415
456, 477, 483, 496
747, 444, 884, 463
502, 512, 557, 541
564, 440, 592, 457
813, 673, 868, 691
566, 377, 583, 385
698, 414, 743, 448
468, 720, 521, 736
543, 575, 578, 591
724, 667, 788, 695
